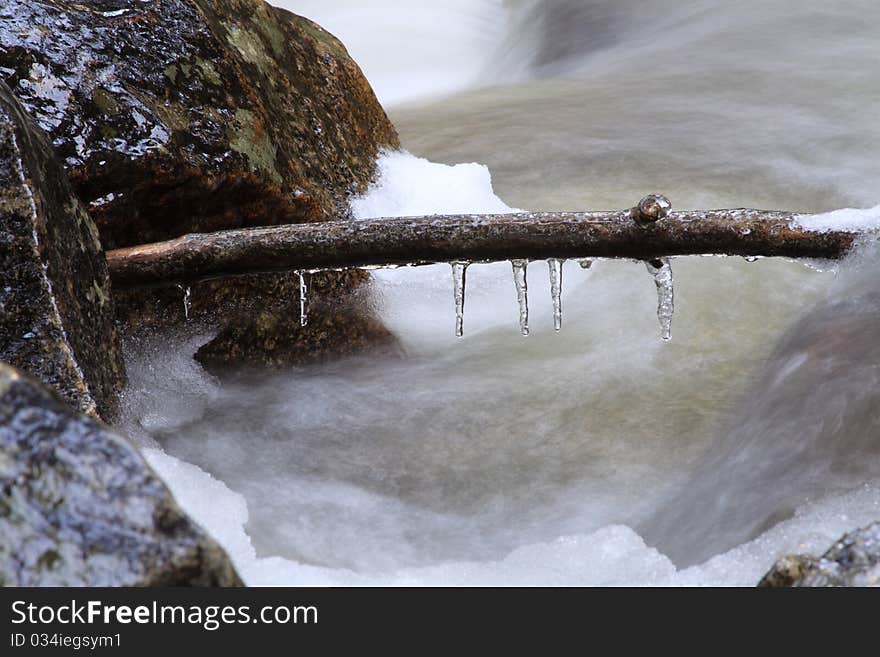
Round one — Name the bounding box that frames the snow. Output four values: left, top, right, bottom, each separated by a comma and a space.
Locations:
350, 149, 516, 218
794, 204, 880, 233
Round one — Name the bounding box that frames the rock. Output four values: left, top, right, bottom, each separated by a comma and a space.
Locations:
759, 523, 880, 587
0, 363, 242, 586
755, 554, 820, 587
1, 0, 400, 367
0, 80, 125, 419
0, 0, 398, 243
194, 269, 402, 372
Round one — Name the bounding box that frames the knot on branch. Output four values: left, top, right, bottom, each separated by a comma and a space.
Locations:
632, 194, 672, 225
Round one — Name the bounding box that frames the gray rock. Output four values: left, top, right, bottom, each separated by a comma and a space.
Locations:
0, 363, 242, 586
0, 80, 125, 419
759, 522, 880, 587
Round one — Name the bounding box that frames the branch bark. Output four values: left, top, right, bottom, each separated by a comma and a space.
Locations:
106, 209, 859, 288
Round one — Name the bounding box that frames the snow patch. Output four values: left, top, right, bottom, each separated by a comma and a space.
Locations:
794, 204, 880, 233
350, 150, 517, 219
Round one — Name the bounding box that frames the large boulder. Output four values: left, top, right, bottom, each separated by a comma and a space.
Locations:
0, 80, 124, 419
0, 363, 242, 586
0, 0, 400, 368
759, 522, 880, 587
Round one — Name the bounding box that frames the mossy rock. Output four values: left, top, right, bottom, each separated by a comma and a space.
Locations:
0, 80, 125, 419
1, 0, 400, 367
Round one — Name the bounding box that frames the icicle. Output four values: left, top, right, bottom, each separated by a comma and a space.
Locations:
548, 258, 564, 331
511, 259, 529, 336
578, 259, 593, 269
177, 284, 191, 321
451, 261, 469, 338
645, 258, 674, 341
298, 271, 309, 327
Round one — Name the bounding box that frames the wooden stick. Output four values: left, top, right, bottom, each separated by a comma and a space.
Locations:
106, 201, 859, 288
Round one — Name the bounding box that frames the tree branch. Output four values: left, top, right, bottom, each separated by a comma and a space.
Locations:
105, 205, 859, 288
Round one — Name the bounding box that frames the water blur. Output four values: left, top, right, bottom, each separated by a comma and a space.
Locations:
394, 0, 880, 213
123, 1, 880, 577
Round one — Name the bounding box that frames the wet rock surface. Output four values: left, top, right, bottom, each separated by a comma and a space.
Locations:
0, 0, 398, 244
194, 269, 401, 372
759, 522, 880, 587
1, 0, 400, 367
0, 363, 242, 586
0, 80, 124, 419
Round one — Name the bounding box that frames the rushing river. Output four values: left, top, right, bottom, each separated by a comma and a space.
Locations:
121, 0, 880, 584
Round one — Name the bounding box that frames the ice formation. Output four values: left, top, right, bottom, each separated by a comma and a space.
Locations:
511, 259, 529, 336
645, 259, 674, 341
298, 271, 309, 327
176, 284, 191, 321
451, 261, 469, 337
548, 258, 564, 331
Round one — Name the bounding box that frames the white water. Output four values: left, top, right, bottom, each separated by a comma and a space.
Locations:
142, 447, 880, 586
120, 2, 880, 585
276, 0, 508, 106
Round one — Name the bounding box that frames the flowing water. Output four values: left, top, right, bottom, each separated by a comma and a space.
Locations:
120, 0, 880, 584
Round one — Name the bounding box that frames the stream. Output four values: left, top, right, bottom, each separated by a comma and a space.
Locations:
120, 0, 880, 585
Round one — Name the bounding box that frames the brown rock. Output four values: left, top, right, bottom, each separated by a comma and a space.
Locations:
194, 269, 402, 372
756, 554, 820, 588
1, 0, 400, 367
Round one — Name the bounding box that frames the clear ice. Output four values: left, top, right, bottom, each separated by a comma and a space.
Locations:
177, 284, 191, 321
548, 258, 564, 331
645, 258, 674, 341
511, 259, 530, 336
451, 261, 469, 338
298, 271, 309, 327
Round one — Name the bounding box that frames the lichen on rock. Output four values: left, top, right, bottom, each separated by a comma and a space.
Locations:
759, 522, 880, 587
0, 363, 241, 586
1, 0, 401, 368
1, 0, 399, 244
0, 80, 125, 419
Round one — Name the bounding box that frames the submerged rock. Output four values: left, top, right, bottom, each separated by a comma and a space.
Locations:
0, 0, 399, 367
0, 363, 241, 586
0, 80, 124, 419
759, 523, 880, 587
